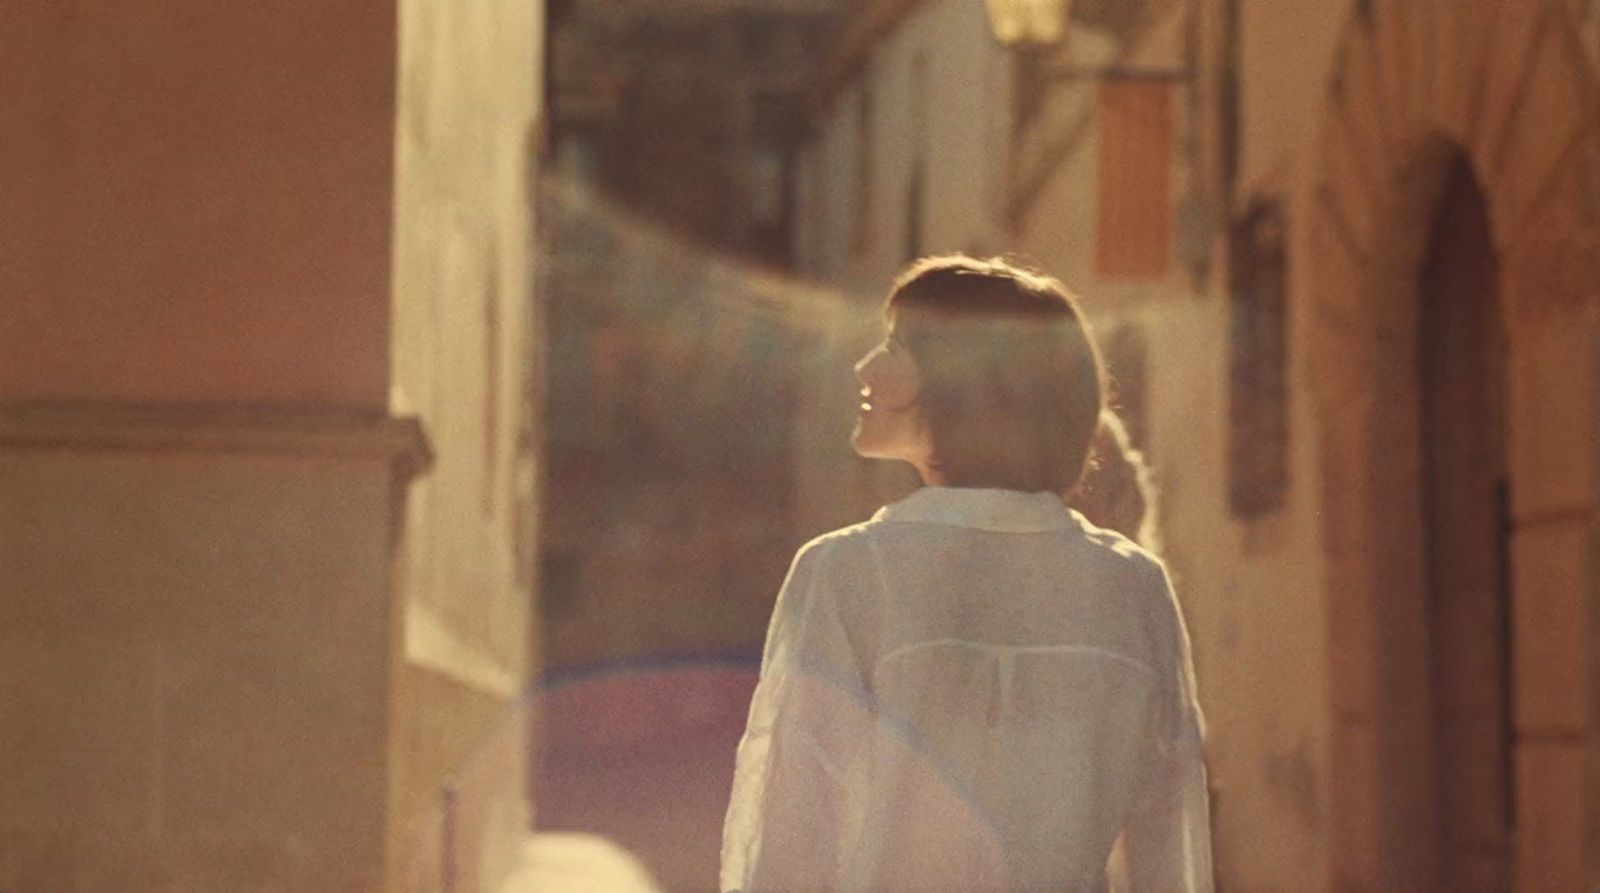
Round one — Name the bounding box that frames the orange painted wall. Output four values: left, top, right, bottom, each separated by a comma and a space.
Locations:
0, 2, 395, 410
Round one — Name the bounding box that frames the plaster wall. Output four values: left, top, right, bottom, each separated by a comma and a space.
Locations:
0, 3, 409, 890
1153, 7, 1356, 890
0, 0, 546, 890
1249, 1, 1600, 889
0, 2, 396, 410
1234, 0, 1351, 199
389, 0, 545, 889
0, 447, 397, 893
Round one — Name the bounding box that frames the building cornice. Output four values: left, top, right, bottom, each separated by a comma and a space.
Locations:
0, 405, 433, 482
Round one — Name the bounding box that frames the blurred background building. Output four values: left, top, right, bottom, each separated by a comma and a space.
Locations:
1, 2, 544, 892
546, 0, 850, 267
539, 0, 857, 678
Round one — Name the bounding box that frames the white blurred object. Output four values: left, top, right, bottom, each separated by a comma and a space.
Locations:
498, 833, 664, 893
986, 0, 1070, 47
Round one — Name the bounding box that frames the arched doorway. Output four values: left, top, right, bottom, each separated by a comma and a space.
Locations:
1416, 152, 1512, 892
1305, 3, 1600, 890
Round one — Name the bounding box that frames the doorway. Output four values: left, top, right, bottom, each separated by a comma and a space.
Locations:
1416, 151, 1513, 892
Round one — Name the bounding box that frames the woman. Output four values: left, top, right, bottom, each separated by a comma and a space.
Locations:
721, 256, 1211, 892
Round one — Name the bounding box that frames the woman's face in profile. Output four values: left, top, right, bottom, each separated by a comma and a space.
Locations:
851, 329, 930, 465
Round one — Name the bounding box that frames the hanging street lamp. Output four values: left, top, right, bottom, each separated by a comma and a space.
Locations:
985, 0, 1070, 49
986, 0, 1193, 82
986, 0, 1218, 282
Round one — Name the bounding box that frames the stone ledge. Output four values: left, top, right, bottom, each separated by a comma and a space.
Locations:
0, 405, 432, 481
1513, 503, 1597, 529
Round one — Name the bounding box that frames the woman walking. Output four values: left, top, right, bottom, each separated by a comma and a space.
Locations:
721, 256, 1212, 892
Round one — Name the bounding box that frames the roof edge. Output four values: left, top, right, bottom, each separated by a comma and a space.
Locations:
802, 0, 930, 121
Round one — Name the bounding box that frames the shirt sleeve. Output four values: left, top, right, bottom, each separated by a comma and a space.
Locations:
720, 538, 872, 893
1122, 559, 1214, 893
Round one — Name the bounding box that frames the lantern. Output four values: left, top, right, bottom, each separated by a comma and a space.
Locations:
985, 0, 1070, 48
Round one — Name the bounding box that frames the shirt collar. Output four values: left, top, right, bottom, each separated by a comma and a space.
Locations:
871, 486, 1081, 533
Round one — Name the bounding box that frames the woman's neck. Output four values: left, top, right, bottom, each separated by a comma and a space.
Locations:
913, 460, 947, 487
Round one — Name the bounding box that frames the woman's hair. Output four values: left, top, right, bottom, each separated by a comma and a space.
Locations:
1075, 409, 1163, 553
885, 254, 1106, 493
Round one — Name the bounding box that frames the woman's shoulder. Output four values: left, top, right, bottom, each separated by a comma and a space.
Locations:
800, 518, 878, 552
1066, 507, 1166, 576
1064, 513, 1185, 629
787, 520, 878, 579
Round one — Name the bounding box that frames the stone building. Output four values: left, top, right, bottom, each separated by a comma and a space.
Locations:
546, 0, 848, 266
791, 1, 1600, 891
0, 3, 544, 892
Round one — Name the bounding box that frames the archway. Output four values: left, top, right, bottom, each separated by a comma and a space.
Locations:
1304, 2, 1600, 890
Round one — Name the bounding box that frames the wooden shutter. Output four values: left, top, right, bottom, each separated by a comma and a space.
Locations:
1096, 80, 1173, 279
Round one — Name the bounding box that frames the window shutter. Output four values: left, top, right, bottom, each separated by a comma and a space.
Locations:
1095, 81, 1173, 280
1228, 199, 1290, 518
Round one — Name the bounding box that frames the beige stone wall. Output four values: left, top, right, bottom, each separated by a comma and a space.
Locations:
1194, 1, 1600, 888
0, 433, 410, 892
389, 0, 545, 889
1169, 7, 1346, 890
1233, 0, 1351, 199
1263, 1, 1600, 890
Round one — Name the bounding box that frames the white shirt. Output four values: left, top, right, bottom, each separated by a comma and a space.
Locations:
721, 487, 1212, 893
